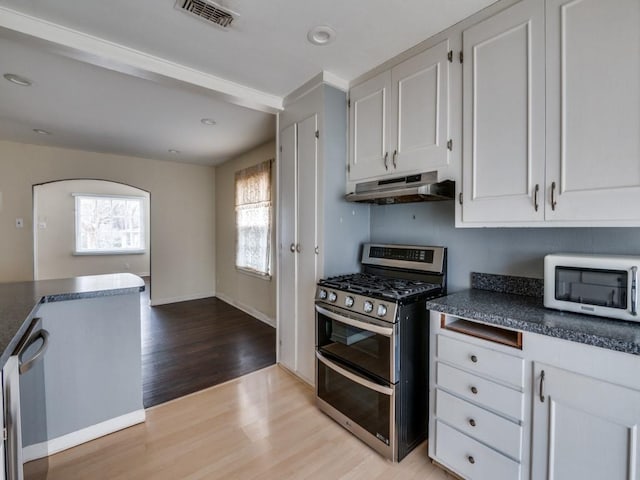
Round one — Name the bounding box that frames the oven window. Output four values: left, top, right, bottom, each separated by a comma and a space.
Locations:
317, 358, 392, 446
316, 311, 392, 383
555, 266, 628, 309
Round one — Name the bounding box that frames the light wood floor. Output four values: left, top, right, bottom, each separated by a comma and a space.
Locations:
40, 365, 451, 479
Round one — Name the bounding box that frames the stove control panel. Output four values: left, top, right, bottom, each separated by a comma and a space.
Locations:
315, 288, 397, 322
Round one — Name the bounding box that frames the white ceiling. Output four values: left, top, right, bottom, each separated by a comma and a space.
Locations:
0, 0, 497, 166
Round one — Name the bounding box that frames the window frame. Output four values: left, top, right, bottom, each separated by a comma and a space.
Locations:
234, 160, 273, 279
73, 193, 146, 256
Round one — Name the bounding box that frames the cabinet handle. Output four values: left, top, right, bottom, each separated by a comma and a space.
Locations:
468, 418, 476, 427
631, 266, 637, 316
296, 244, 301, 253
470, 386, 478, 395
551, 182, 557, 211
470, 354, 478, 363
384, 152, 389, 170
468, 456, 476, 465
534, 183, 540, 212
289, 243, 296, 253
539, 370, 546, 403
315, 246, 319, 255
392, 150, 397, 168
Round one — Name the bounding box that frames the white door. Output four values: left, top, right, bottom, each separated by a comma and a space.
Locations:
545, 0, 640, 224
277, 123, 297, 372
295, 114, 318, 384
461, 0, 545, 224
531, 363, 640, 479
390, 40, 450, 176
348, 70, 392, 182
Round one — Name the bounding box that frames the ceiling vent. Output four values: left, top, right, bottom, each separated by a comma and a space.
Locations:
175, 0, 237, 29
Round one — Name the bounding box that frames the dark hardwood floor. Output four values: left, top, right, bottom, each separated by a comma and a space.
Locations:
141, 279, 276, 408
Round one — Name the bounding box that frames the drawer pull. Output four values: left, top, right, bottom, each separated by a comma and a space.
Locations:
468, 418, 476, 427
470, 386, 478, 395
468, 455, 476, 465
470, 354, 478, 363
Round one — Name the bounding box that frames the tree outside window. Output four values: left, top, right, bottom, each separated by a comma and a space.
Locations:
74, 194, 145, 254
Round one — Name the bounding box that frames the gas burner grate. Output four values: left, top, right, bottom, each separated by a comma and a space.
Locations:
319, 273, 441, 300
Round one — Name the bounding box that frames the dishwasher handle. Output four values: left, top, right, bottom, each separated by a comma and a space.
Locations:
19, 329, 50, 375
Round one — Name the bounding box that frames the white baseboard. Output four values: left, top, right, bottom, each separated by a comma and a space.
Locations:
150, 291, 215, 306
215, 292, 276, 328
23, 409, 146, 462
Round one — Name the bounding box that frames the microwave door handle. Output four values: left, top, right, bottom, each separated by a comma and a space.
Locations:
316, 352, 393, 396
632, 266, 638, 316
315, 305, 393, 337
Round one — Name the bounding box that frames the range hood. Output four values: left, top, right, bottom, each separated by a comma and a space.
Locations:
345, 171, 455, 205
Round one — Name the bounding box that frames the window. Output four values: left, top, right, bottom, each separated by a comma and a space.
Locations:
74, 194, 145, 254
235, 160, 272, 277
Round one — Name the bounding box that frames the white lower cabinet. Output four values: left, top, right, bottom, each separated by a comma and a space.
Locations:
431, 311, 640, 480
436, 421, 521, 480
429, 321, 525, 479
530, 363, 640, 480
436, 389, 522, 461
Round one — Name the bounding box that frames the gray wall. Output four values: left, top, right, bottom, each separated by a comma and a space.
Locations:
21, 293, 142, 446
370, 201, 640, 292
322, 85, 370, 277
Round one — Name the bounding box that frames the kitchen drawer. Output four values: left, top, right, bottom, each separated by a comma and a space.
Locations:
436, 388, 522, 460
436, 362, 523, 420
435, 420, 521, 480
437, 334, 524, 387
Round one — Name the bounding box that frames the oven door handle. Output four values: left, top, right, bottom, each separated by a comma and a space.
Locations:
316, 352, 394, 396
315, 305, 394, 337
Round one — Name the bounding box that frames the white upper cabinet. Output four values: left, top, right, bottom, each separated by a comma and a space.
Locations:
461, 0, 545, 224
390, 41, 451, 176
545, 0, 640, 224
348, 40, 451, 185
460, 0, 640, 226
349, 71, 392, 181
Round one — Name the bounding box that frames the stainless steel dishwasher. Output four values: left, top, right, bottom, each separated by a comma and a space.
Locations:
3, 317, 50, 480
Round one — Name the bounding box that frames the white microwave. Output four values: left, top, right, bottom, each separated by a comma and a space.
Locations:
544, 254, 639, 322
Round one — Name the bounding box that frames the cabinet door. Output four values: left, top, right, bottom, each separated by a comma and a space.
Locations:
531, 363, 640, 479
278, 123, 297, 372
348, 70, 392, 181
461, 0, 545, 224
295, 114, 318, 384
390, 40, 450, 176
545, 0, 640, 224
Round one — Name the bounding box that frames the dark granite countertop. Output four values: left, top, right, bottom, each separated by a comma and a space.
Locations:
427, 289, 640, 355
0, 273, 145, 366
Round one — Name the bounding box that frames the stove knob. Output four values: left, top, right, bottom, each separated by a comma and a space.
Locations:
345, 296, 354, 308
364, 301, 374, 313
318, 289, 327, 300
328, 291, 338, 303
377, 304, 388, 317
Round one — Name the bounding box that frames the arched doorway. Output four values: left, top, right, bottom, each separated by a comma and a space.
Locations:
32, 179, 150, 282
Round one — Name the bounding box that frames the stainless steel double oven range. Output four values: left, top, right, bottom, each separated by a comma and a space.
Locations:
315, 243, 446, 462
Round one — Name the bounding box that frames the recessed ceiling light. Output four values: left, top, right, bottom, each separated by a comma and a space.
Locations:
168, 149, 180, 154
307, 26, 336, 46
201, 118, 217, 126
33, 129, 51, 135
4, 73, 32, 86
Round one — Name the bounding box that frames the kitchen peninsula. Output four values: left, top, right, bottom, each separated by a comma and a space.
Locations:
0, 273, 145, 474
